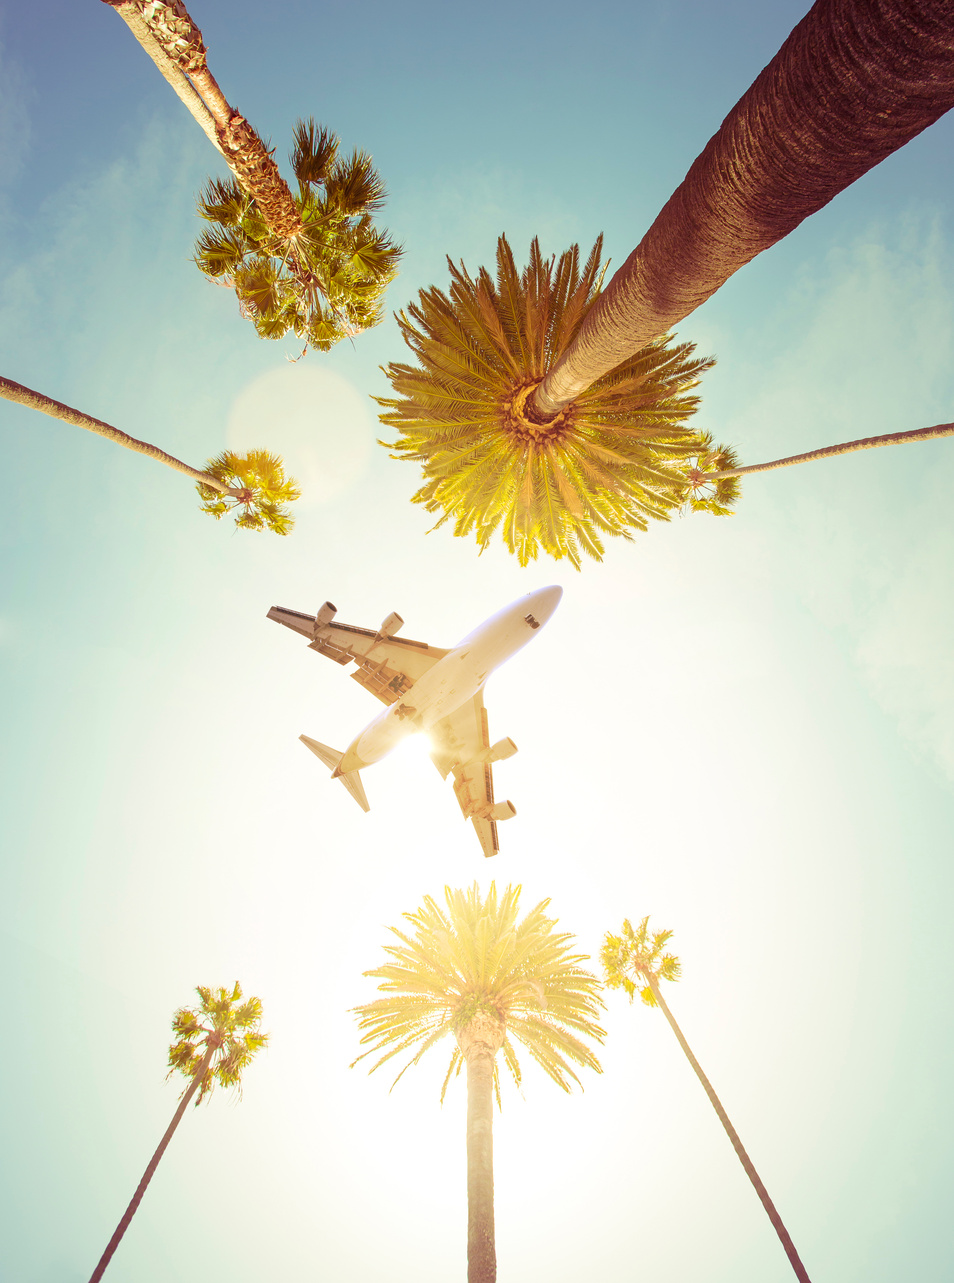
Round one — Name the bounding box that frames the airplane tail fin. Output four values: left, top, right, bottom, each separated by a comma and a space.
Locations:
299, 735, 370, 813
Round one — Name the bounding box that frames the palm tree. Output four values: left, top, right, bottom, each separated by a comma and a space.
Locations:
194, 121, 401, 352
353, 883, 605, 1283
535, 0, 954, 415
88, 983, 267, 1283
102, 1, 400, 350
382, 0, 954, 559
379, 236, 732, 568
687, 421, 954, 498
1, 375, 300, 533
601, 918, 812, 1283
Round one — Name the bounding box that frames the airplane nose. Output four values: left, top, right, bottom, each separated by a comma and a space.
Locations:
527, 585, 563, 626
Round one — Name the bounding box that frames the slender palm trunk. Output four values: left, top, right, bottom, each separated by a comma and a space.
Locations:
646, 976, 812, 1283
464, 1047, 497, 1283
695, 422, 954, 482
88, 1044, 215, 1283
103, 0, 302, 238
1, 375, 237, 496
533, 0, 954, 417
102, 2, 221, 152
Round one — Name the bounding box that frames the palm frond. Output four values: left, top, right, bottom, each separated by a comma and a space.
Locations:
290, 118, 338, 186
197, 449, 300, 534
353, 883, 604, 1108
166, 981, 268, 1104
195, 120, 401, 353
380, 235, 732, 566
601, 916, 682, 1007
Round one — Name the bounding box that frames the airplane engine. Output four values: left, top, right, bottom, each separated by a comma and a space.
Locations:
476, 737, 518, 764
314, 601, 337, 632
379, 611, 404, 637
490, 800, 517, 821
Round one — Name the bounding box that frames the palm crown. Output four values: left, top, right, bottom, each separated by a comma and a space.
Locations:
378, 234, 738, 568
167, 982, 268, 1103
196, 449, 301, 534
353, 882, 605, 1104
600, 916, 681, 1008
195, 119, 401, 352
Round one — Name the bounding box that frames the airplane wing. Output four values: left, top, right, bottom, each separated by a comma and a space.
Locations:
429, 691, 517, 859
266, 604, 449, 705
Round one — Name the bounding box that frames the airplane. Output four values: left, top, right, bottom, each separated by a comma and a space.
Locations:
266, 586, 563, 857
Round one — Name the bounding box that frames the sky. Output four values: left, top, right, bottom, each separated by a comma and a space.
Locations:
1, 2, 953, 1281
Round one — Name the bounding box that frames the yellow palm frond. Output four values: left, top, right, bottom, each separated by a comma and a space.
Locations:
353, 883, 605, 1105
380, 235, 730, 566
167, 983, 268, 1104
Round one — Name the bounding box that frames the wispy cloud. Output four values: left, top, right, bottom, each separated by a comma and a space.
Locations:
856, 510, 954, 780
708, 212, 954, 780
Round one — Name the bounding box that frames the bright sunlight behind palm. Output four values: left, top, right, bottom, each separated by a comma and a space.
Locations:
7, 1, 954, 1280
602, 920, 812, 1283
353, 883, 604, 1282
88, 984, 267, 1282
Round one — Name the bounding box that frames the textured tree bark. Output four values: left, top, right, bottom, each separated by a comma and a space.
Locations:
103, 2, 221, 153
103, 0, 302, 238
695, 421, 954, 480
0, 376, 235, 496
87, 1044, 215, 1283
647, 977, 813, 1283
464, 1047, 497, 1283
534, 0, 954, 416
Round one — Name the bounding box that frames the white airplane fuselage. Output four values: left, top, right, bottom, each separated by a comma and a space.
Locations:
333, 586, 562, 775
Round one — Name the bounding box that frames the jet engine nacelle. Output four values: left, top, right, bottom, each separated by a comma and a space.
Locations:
378, 611, 404, 637
490, 800, 517, 821
476, 737, 518, 764
314, 601, 337, 633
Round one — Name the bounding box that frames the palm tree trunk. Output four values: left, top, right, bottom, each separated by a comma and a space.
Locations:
464, 1047, 497, 1283
695, 421, 954, 482
646, 976, 812, 1283
101, 2, 222, 153
533, 0, 954, 417
1, 375, 237, 496
103, 0, 302, 239
88, 1044, 215, 1283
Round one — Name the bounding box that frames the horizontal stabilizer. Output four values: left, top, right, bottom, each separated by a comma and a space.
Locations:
299, 735, 370, 813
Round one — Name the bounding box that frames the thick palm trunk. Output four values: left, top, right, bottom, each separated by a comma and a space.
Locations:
88, 1044, 215, 1283
464, 1046, 497, 1283
1, 375, 236, 496
695, 421, 954, 482
646, 976, 812, 1283
534, 0, 954, 417
103, 1, 302, 238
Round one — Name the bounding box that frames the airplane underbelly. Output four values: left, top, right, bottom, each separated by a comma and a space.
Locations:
406, 655, 483, 726
421, 680, 479, 728
356, 713, 416, 763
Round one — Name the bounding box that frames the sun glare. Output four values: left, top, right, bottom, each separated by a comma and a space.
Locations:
227, 365, 373, 504
394, 731, 435, 761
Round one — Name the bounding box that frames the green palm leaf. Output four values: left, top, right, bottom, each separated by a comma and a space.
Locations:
195, 118, 401, 352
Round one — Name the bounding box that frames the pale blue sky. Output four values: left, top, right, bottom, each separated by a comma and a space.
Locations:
2, 3, 953, 1281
